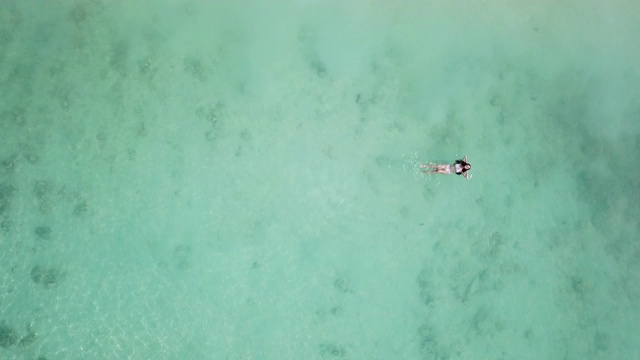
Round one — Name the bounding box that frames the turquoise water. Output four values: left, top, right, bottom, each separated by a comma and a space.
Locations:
1, 0, 639, 358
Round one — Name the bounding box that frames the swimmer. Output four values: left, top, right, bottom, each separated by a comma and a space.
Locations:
420, 156, 471, 179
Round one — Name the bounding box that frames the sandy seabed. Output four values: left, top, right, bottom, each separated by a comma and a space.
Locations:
1, 1, 639, 359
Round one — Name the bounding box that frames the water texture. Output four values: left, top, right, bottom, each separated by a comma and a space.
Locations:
1, 0, 639, 359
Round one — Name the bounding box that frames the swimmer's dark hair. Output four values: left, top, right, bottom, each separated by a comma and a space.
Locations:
454, 159, 471, 175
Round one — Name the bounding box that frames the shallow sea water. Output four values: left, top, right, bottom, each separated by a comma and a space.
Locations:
1, 0, 639, 359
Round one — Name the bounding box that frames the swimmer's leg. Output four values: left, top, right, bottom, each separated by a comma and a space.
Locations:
420, 164, 437, 174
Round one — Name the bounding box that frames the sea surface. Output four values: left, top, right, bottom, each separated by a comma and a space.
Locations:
1, 1, 639, 359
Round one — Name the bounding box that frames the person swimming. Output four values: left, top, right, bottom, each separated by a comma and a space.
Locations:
420, 156, 471, 179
